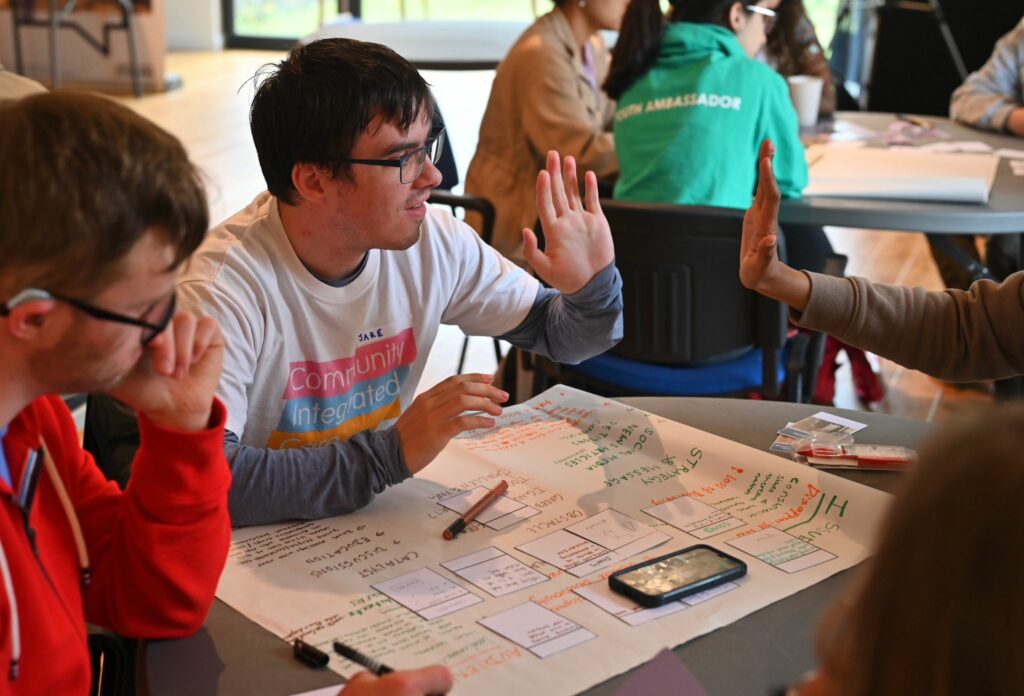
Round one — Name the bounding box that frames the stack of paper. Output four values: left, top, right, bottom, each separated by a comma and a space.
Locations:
804, 145, 999, 203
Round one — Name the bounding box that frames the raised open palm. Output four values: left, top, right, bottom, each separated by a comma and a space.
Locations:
740, 139, 784, 292
523, 151, 615, 295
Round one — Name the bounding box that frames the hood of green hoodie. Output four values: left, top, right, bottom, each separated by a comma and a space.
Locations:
660, 22, 745, 63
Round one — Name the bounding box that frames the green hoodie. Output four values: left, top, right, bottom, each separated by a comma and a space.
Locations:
613, 22, 807, 209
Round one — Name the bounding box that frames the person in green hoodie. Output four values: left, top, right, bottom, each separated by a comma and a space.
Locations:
604, 0, 832, 274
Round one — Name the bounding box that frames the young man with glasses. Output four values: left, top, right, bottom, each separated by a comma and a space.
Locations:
0, 92, 231, 693
0, 89, 454, 696
165, 38, 623, 527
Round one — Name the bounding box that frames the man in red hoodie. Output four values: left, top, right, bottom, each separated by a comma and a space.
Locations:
0, 91, 454, 696
0, 92, 232, 694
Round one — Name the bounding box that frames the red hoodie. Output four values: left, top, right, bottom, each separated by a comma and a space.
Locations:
0, 394, 231, 695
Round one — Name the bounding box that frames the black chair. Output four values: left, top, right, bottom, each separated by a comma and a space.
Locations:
83, 394, 138, 489
428, 190, 504, 372
87, 628, 135, 696
427, 107, 504, 373
530, 200, 819, 402
432, 107, 459, 191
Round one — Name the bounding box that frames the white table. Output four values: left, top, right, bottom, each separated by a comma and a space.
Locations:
779, 112, 1024, 234
139, 398, 930, 695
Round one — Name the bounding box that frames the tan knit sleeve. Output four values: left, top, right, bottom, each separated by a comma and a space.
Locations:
792, 271, 1024, 381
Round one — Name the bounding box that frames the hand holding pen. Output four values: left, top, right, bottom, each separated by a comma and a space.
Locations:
334, 641, 452, 695
292, 639, 452, 694
338, 666, 453, 696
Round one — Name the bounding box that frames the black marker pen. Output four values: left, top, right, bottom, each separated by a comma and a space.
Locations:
333, 640, 394, 675
293, 638, 329, 668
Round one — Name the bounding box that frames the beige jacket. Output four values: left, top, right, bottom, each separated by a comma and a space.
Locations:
464, 9, 617, 263
794, 271, 1024, 381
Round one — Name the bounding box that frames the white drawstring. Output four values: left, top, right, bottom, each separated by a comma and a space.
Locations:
0, 538, 20, 680
0, 433, 93, 679
39, 439, 91, 588
0, 436, 93, 682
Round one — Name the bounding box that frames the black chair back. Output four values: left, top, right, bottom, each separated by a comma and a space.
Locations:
432, 105, 459, 190
865, 1, 1021, 116
600, 200, 789, 395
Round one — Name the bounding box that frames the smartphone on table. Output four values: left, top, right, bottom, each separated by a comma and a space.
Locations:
608, 544, 747, 607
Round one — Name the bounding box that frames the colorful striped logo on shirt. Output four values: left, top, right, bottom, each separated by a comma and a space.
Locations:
268, 328, 417, 449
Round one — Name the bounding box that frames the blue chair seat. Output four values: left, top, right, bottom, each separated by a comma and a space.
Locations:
568, 348, 788, 397
527, 200, 820, 402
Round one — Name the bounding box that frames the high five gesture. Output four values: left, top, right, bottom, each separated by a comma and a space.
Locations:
740, 139, 811, 312
524, 151, 615, 295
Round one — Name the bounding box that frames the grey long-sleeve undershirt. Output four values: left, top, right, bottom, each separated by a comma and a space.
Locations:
225, 262, 623, 526
224, 427, 407, 527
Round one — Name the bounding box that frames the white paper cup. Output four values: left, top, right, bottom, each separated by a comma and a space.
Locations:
787, 75, 824, 128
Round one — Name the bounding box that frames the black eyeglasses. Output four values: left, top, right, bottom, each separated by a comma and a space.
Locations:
745, 4, 777, 33
348, 129, 446, 184
0, 288, 176, 346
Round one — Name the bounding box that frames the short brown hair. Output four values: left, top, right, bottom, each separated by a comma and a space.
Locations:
815, 404, 1024, 695
0, 92, 208, 299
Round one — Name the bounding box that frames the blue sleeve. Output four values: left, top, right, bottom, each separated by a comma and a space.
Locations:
498, 261, 623, 364
224, 427, 411, 527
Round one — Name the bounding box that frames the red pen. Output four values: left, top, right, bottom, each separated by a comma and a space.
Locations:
442, 480, 508, 540
797, 444, 916, 470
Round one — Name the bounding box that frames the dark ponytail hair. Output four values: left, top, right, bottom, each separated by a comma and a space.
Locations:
604, 0, 740, 100
604, 0, 665, 100
674, 0, 739, 23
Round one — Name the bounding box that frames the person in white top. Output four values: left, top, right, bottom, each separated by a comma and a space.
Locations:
85, 38, 623, 532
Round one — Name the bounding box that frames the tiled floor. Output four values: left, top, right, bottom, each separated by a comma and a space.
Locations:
119, 48, 994, 424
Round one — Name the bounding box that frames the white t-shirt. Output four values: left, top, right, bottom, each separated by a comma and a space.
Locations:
178, 192, 539, 449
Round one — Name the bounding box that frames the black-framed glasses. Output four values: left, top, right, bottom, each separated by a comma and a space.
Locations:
745, 4, 777, 33
348, 129, 446, 184
0, 288, 176, 346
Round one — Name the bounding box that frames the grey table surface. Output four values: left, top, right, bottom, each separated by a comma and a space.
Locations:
779, 112, 1024, 234
140, 397, 931, 696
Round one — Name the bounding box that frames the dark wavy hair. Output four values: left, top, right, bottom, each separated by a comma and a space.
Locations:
249, 38, 435, 205
765, 0, 815, 75
604, 0, 738, 100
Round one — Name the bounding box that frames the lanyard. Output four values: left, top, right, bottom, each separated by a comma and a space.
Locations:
4, 441, 90, 586
9, 449, 44, 557
0, 426, 10, 490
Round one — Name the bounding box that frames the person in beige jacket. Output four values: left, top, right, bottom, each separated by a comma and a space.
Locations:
740, 140, 1024, 381
464, 0, 625, 263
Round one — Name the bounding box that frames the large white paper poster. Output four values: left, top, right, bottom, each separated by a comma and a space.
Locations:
217, 387, 891, 694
